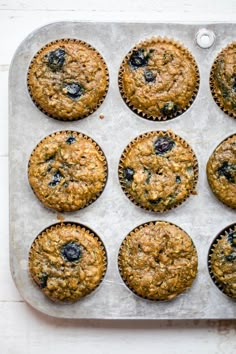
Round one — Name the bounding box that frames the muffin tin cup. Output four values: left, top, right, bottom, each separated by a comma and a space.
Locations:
118, 130, 199, 213
206, 133, 236, 210
28, 130, 108, 212
118, 36, 200, 121
28, 221, 108, 303
210, 41, 236, 119
208, 223, 236, 300
118, 220, 198, 301
27, 38, 109, 121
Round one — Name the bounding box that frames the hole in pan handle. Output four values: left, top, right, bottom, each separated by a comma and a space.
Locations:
196, 28, 215, 49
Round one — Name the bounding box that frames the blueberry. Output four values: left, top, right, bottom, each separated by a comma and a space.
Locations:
48, 171, 63, 187
66, 136, 76, 144
176, 176, 181, 183
40, 273, 48, 289
64, 82, 84, 100
225, 252, 236, 262
232, 76, 236, 93
46, 48, 65, 71
160, 101, 178, 116
123, 167, 134, 182
227, 231, 236, 248
217, 161, 236, 183
129, 49, 148, 69
45, 154, 55, 163
148, 198, 162, 205
154, 136, 175, 155
61, 242, 81, 262
144, 70, 156, 83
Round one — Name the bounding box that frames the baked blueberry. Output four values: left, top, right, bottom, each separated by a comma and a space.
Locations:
225, 252, 236, 262
160, 101, 178, 116
217, 161, 236, 183
48, 171, 63, 187
64, 82, 84, 100
154, 136, 175, 155
66, 136, 76, 145
148, 198, 162, 205
61, 242, 81, 262
227, 231, 236, 248
129, 49, 149, 69
232, 76, 236, 93
40, 273, 48, 289
123, 167, 134, 182
46, 48, 65, 71
144, 70, 156, 83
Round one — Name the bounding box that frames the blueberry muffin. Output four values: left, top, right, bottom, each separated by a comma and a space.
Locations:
28, 130, 107, 212
27, 39, 109, 120
118, 37, 199, 120
118, 221, 198, 301
210, 42, 236, 118
207, 134, 236, 209
119, 130, 198, 212
29, 222, 107, 302
208, 223, 236, 299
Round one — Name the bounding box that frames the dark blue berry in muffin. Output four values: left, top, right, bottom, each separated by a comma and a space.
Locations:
144, 70, 156, 83
227, 231, 236, 248
48, 171, 63, 187
61, 242, 81, 262
46, 48, 65, 71
176, 176, 181, 183
40, 273, 48, 289
154, 136, 175, 155
123, 167, 134, 182
217, 161, 236, 183
129, 49, 149, 69
64, 82, 84, 100
225, 252, 236, 262
160, 101, 178, 116
66, 136, 76, 145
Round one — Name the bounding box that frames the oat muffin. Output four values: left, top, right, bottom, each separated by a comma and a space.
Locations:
208, 223, 236, 299
29, 222, 107, 302
207, 134, 236, 209
119, 130, 198, 212
118, 37, 199, 120
118, 221, 198, 301
28, 130, 107, 212
210, 42, 236, 118
27, 39, 109, 120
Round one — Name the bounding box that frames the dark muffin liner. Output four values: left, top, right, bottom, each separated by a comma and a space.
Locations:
210, 41, 236, 119
27, 38, 109, 121
28, 222, 107, 303
208, 223, 236, 300
118, 220, 198, 301
206, 133, 236, 210
28, 130, 108, 212
118, 130, 198, 213
118, 37, 200, 121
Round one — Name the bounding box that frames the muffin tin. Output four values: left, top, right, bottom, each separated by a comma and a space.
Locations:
9, 21, 236, 319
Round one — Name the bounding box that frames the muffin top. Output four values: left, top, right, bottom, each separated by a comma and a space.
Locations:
119, 131, 198, 212
207, 134, 236, 209
209, 224, 236, 299
119, 37, 199, 120
118, 221, 198, 301
28, 130, 107, 212
210, 42, 236, 118
29, 223, 107, 302
27, 39, 109, 120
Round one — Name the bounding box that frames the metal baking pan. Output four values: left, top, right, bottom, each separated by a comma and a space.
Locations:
9, 21, 236, 319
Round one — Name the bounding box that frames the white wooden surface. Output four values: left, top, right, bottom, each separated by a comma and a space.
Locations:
1, 1, 236, 353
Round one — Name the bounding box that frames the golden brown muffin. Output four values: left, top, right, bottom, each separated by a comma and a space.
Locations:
27, 39, 109, 120
210, 42, 236, 118
118, 37, 199, 120
207, 134, 236, 209
118, 221, 198, 301
29, 222, 107, 302
119, 130, 198, 212
28, 130, 107, 212
208, 223, 236, 300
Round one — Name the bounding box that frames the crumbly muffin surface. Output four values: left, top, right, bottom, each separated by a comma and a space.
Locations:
119, 38, 199, 120
209, 227, 236, 299
210, 42, 236, 118
118, 221, 198, 301
28, 131, 107, 212
29, 223, 107, 302
119, 131, 198, 212
27, 39, 108, 120
207, 135, 236, 209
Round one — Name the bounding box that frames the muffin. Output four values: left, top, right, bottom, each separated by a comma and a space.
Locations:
208, 223, 236, 300
210, 42, 236, 118
207, 134, 236, 209
118, 221, 198, 301
119, 130, 198, 212
28, 130, 107, 212
29, 222, 107, 302
27, 38, 109, 120
118, 37, 199, 120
